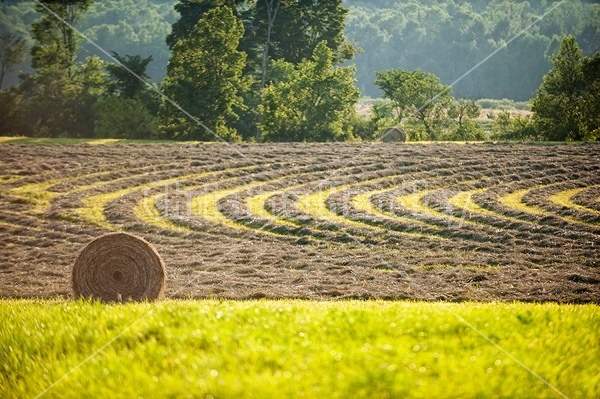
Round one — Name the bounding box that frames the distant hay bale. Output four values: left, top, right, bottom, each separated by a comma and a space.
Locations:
382, 126, 406, 143
72, 232, 166, 302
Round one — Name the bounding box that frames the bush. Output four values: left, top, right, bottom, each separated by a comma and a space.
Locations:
491, 111, 538, 141
449, 120, 487, 141
476, 98, 530, 111
93, 96, 157, 139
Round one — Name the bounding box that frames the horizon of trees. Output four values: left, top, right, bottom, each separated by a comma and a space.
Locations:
0, 0, 598, 142
2, 0, 599, 100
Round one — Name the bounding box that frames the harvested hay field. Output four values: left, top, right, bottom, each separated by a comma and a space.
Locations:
0, 141, 598, 302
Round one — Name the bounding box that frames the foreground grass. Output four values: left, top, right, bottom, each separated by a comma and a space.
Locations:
1, 300, 598, 399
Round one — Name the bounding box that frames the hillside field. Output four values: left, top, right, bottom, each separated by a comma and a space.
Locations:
0, 139, 599, 302
1, 139, 599, 398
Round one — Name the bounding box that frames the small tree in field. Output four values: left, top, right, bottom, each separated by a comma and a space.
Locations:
448, 99, 485, 140
375, 69, 453, 140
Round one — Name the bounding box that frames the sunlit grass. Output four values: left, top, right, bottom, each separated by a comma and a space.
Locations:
549, 186, 600, 216
297, 180, 451, 241
246, 185, 302, 227
498, 187, 548, 216
1, 300, 598, 399
352, 188, 437, 229
190, 182, 262, 230
0, 136, 174, 145
134, 195, 196, 234
498, 185, 597, 226
9, 170, 110, 214
77, 168, 254, 229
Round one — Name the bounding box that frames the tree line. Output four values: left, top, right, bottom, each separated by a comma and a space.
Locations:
0, 0, 598, 142
2, 0, 599, 99
346, 0, 600, 100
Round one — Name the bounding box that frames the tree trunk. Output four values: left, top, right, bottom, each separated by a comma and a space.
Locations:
257, 0, 281, 141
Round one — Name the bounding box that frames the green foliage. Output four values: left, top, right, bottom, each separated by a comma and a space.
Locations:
30, 0, 93, 76
254, 0, 352, 65
492, 111, 538, 141
1, 0, 108, 138
82, 0, 176, 83
165, 0, 248, 50
93, 96, 158, 139
106, 52, 153, 99
159, 6, 248, 141
532, 36, 600, 141
0, 31, 27, 90
1, 300, 599, 399
475, 98, 530, 111
168, 0, 351, 67
259, 41, 359, 142
345, 0, 600, 100
3, 55, 109, 138
375, 69, 454, 139
359, 101, 397, 141
448, 100, 486, 140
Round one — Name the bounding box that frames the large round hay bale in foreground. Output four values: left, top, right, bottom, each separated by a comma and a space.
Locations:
73, 232, 166, 302
382, 126, 407, 143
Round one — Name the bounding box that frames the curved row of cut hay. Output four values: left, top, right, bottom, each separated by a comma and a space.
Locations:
3, 143, 598, 267
126, 151, 599, 260
2, 142, 599, 301
5, 145, 598, 247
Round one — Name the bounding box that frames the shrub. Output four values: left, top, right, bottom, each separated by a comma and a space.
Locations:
491, 111, 538, 141
93, 96, 157, 139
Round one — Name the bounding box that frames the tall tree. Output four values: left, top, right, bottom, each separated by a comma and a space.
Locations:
532, 36, 600, 141
259, 41, 359, 142
255, 0, 352, 65
259, 0, 281, 90
375, 69, 454, 139
167, 0, 353, 70
159, 6, 249, 141
0, 31, 27, 90
30, 0, 93, 77
166, 0, 249, 49
106, 52, 153, 99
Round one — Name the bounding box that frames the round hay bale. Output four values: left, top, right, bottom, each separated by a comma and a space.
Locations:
382, 126, 407, 143
72, 232, 166, 302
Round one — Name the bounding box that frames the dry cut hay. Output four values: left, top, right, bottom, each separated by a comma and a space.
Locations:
382, 126, 407, 143
73, 232, 166, 302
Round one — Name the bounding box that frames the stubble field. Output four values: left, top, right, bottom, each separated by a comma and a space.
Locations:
1, 140, 598, 303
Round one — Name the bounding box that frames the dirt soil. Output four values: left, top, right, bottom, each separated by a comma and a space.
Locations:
0, 142, 598, 303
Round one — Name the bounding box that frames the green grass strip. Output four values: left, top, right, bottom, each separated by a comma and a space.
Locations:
134, 195, 196, 234
498, 185, 597, 226
297, 178, 444, 240
0, 300, 597, 399
78, 166, 254, 229
246, 184, 304, 227
498, 188, 548, 216
10, 170, 111, 214
448, 188, 527, 226
0, 137, 175, 145
549, 186, 600, 217
352, 187, 439, 229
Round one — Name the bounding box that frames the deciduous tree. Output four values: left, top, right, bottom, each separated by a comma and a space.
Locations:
532, 36, 600, 141
259, 41, 359, 142
375, 69, 453, 139
0, 32, 27, 90
106, 52, 153, 100
31, 0, 93, 77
